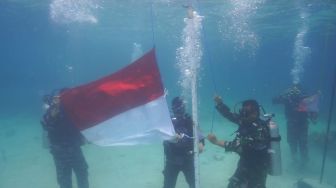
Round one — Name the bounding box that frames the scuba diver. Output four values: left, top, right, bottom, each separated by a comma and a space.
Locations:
272, 84, 318, 167
41, 91, 89, 188
208, 96, 271, 188
162, 97, 205, 188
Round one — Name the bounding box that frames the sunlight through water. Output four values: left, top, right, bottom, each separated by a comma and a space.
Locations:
50, 0, 101, 24
219, 0, 265, 56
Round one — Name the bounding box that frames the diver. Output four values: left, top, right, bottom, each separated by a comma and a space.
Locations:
272, 84, 317, 167
207, 96, 270, 188
41, 91, 89, 188
162, 97, 205, 188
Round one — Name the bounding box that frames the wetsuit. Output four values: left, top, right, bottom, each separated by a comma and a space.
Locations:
163, 114, 204, 188
273, 94, 309, 163
41, 106, 89, 188
216, 102, 270, 188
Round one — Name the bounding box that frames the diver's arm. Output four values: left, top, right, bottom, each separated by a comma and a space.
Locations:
40, 118, 47, 130
207, 134, 240, 152
198, 142, 205, 153
215, 100, 240, 124
223, 140, 240, 152
272, 95, 287, 104
41, 112, 54, 131
207, 134, 226, 148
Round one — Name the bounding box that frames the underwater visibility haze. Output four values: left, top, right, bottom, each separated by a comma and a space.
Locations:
0, 0, 336, 188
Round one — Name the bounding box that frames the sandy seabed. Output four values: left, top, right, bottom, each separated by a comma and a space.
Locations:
0, 114, 335, 188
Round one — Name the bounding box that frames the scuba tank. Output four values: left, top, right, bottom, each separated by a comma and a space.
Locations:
265, 114, 282, 176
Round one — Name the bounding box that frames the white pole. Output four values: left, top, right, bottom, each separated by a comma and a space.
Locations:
176, 4, 203, 187
192, 71, 200, 188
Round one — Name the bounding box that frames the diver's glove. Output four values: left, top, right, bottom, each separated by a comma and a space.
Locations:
214, 95, 223, 105
167, 133, 184, 143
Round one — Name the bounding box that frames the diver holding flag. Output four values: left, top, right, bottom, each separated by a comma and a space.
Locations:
162, 97, 205, 188
272, 84, 319, 168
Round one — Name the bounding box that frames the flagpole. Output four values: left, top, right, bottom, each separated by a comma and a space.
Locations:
319, 65, 336, 183
189, 2, 201, 186
192, 71, 200, 188
177, 1, 203, 187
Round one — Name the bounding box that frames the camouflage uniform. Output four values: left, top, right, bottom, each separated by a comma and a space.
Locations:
41, 106, 89, 188
216, 101, 270, 188
163, 114, 204, 188
273, 89, 309, 164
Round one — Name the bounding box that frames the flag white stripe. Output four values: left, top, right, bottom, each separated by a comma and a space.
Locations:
81, 96, 175, 146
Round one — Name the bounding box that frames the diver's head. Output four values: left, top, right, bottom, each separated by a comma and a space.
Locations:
286, 84, 302, 97
42, 91, 61, 115
42, 94, 53, 110
43, 88, 68, 109
239, 99, 260, 122
51, 95, 61, 105
43, 93, 60, 104
48, 95, 61, 116
172, 97, 186, 117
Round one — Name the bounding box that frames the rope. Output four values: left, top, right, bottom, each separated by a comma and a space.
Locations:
150, 1, 156, 48
195, 0, 218, 91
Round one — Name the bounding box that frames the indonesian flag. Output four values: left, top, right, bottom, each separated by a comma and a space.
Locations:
60, 48, 175, 146
297, 93, 321, 113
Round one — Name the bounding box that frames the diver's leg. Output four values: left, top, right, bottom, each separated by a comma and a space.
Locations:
51, 147, 72, 188
287, 122, 298, 162
227, 160, 247, 188
72, 147, 89, 188
163, 163, 180, 188
299, 123, 309, 165
182, 159, 195, 188
247, 163, 267, 188
227, 177, 242, 188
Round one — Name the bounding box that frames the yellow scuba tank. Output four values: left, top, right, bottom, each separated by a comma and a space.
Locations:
268, 120, 282, 176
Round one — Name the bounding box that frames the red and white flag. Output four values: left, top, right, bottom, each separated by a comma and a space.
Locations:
298, 93, 321, 113
60, 48, 175, 146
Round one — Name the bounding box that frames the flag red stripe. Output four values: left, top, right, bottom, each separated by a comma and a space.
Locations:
60, 48, 164, 130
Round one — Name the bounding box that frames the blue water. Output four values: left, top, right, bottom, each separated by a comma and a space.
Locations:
0, 0, 336, 188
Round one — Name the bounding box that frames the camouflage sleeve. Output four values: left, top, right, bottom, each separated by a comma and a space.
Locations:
215, 102, 240, 124
40, 115, 48, 130
224, 138, 241, 153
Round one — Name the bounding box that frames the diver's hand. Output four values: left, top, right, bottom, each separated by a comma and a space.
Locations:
173, 133, 183, 142
176, 133, 184, 140
168, 133, 183, 143
207, 133, 218, 145
198, 143, 204, 153
207, 134, 227, 148
214, 95, 223, 105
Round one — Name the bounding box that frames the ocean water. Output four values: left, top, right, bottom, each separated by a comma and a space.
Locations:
0, 0, 336, 187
